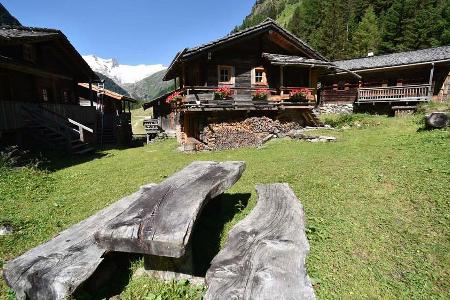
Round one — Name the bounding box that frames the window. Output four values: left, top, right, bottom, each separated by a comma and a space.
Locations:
63, 91, 70, 103
337, 81, 346, 91
220, 68, 229, 82
42, 88, 49, 102
23, 44, 36, 62
218, 65, 234, 84
252, 67, 267, 85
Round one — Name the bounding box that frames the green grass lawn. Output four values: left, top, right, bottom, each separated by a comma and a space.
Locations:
131, 107, 153, 135
1, 114, 449, 299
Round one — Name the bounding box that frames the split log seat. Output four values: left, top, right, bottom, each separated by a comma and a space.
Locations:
3, 183, 156, 300
205, 183, 316, 300
95, 161, 246, 257
3, 161, 245, 300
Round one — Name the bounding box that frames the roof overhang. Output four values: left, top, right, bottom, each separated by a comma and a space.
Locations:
262, 53, 362, 79
163, 19, 328, 81
333, 59, 450, 75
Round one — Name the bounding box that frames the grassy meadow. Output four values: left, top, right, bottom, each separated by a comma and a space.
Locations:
0, 112, 449, 299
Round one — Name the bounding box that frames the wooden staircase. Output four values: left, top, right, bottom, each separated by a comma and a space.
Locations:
22, 105, 96, 154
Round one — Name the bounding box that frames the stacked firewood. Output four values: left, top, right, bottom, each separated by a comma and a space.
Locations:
203, 117, 301, 150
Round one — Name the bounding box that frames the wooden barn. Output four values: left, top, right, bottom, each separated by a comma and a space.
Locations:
0, 25, 99, 153
78, 83, 136, 145
144, 19, 357, 147
321, 46, 450, 113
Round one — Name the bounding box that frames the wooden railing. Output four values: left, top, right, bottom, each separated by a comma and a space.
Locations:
176, 86, 316, 110
357, 84, 431, 103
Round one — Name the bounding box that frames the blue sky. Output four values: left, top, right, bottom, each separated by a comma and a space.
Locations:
2, 0, 254, 66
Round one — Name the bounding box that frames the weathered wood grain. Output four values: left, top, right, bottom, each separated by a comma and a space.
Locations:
3, 184, 156, 300
205, 183, 316, 300
95, 161, 246, 258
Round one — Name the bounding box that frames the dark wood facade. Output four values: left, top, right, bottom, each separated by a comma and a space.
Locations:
321, 47, 450, 106
147, 19, 330, 144
0, 26, 99, 152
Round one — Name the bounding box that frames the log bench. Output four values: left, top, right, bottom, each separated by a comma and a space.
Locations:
95, 161, 245, 257
204, 183, 316, 300
3, 183, 156, 300
3, 161, 245, 300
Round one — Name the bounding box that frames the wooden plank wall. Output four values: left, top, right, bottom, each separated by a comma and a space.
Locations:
0, 101, 23, 130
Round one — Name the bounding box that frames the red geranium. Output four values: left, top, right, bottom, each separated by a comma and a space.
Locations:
166, 91, 183, 104
253, 88, 270, 100
289, 88, 312, 101
214, 87, 233, 100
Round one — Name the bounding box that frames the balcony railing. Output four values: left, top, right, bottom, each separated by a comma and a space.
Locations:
176, 86, 316, 110
357, 84, 431, 103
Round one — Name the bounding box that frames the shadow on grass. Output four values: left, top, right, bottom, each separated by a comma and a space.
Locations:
73, 253, 142, 300
191, 193, 251, 277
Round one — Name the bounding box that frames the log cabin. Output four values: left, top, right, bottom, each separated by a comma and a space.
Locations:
143, 19, 358, 147
78, 83, 136, 145
0, 25, 99, 153
321, 46, 450, 114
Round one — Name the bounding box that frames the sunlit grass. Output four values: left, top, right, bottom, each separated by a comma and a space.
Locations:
0, 115, 449, 299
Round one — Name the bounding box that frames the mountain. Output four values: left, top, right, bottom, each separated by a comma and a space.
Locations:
0, 3, 21, 26
123, 69, 174, 101
236, 0, 450, 60
95, 72, 130, 96
83, 55, 166, 84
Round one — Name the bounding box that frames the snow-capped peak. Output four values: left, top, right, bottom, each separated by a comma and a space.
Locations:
83, 55, 166, 84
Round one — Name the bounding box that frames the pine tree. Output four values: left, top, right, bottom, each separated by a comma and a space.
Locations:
351, 6, 381, 56
404, 0, 442, 49
314, 1, 349, 59
380, 0, 415, 53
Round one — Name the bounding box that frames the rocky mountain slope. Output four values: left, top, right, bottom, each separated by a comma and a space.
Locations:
83, 55, 165, 85
0, 3, 21, 26
123, 69, 173, 101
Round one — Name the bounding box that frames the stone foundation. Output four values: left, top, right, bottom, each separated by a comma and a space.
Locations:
315, 103, 354, 114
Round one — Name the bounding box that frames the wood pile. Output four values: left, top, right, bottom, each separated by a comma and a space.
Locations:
203, 117, 301, 150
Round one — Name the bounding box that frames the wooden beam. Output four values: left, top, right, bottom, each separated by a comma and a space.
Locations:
0, 60, 73, 81
205, 184, 316, 300
429, 62, 435, 96
95, 161, 246, 258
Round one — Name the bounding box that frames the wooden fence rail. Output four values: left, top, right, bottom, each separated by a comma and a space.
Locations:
357, 84, 431, 103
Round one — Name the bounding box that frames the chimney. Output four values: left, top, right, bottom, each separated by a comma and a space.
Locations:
367, 52, 374, 57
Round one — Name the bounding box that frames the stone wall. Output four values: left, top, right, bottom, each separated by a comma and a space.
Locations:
315, 104, 354, 115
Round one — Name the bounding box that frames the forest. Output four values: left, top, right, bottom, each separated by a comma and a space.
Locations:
236, 0, 450, 60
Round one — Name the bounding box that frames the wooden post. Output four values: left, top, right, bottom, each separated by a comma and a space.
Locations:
280, 66, 284, 95
428, 63, 435, 97
89, 80, 93, 107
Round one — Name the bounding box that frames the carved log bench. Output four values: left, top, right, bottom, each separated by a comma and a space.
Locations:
4, 161, 245, 300
204, 183, 316, 300
3, 183, 156, 300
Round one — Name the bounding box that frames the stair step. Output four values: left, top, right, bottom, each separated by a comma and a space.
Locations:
75, 147, 95, 155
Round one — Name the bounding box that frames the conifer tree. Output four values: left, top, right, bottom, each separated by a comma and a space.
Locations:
352, 6, 381, 57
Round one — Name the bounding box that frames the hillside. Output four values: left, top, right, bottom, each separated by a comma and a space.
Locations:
0, 3, 21, 26
123, 69, 174, 101
95, 72, 130, 96
236, 0, 450, 60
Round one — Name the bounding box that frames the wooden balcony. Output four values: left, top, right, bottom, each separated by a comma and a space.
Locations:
175, 86, 316, 111
357, 84, 431, 103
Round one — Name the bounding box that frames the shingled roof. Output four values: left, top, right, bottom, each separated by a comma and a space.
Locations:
0, 25, 98, 81
164, 19, 327, 81
0, 26, 59, 41
334, 45, 450, 71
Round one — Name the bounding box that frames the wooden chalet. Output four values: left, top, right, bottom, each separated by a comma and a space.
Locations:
78, 83, 136, 145
0, 25, 100, 153
144, 19, 357, 144
321, 46, 450, 112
